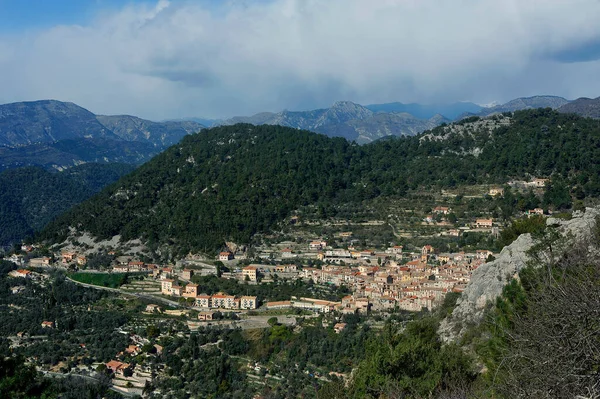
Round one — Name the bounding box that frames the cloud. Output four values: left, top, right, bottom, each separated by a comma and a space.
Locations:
1, 0, 600, 119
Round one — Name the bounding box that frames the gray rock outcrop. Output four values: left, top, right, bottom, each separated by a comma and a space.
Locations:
440, 207, 600, 342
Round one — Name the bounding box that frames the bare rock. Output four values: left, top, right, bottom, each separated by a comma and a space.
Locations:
440, 207, 600, 342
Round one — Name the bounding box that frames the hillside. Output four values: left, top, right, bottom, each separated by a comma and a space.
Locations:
558, 96, 600, 119
0, 163, 134, 246
40, 109, 600, 257
0, 137, 158, 172
0, 100, 204, 171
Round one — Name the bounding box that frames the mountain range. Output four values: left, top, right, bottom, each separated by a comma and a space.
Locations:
1, 95, 598, 172
0, 100, 205, 171
219, 96, 579, 144
220, 101, 451, 144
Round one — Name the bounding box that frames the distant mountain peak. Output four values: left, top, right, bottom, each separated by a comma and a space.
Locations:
558, 96, 600, 119
477, 101, 500, 108
471, 95, 570, 118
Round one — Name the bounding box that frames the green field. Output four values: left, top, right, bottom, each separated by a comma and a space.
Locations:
69, 272, 131, 288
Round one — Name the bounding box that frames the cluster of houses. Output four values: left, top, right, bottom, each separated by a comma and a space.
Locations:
105, 333, 162, 380
296, 245, 484, 312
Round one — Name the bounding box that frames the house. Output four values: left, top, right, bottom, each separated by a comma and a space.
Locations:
195, 294, 211, 308
76, 256, 87, 266
286, 264, 298, 272
15, 269, 31, 278
219, 252, 233, 261
211, 293, 238, 309
281, 248, 295, 259
198, 311, 215, 321
432, 206, 450, 215
41, 321, 54, 329
105, 360, 130, 375
438, 254, 452, 263
489, 187, 504, 197
388, 246, 403, 254
159, 267, 174, 280
291, 297, 339, 313
447, 229, 461, 237
240, 296, 258, 309
242, 266, 258, 282
153, 344, 163, 355
333, 323, 347, 333
128, 261, 145, 271
274, 264, 297, 273
61, 252, 76, 263
183, 283, 198, 298
475, 218, 493, 228
181, 269, 194, 281
161, 279, 174, 295
309, 241, 327, 250
171, 285, 183, 297
360, 250, 374, 258
422, 245, 434, 255
125, 345, 140, 355
527, 208, 544, 217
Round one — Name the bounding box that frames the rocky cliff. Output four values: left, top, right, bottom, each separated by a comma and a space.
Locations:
440, 207, 600, 341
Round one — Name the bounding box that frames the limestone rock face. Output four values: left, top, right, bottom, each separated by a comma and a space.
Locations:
440, 207, 600, 342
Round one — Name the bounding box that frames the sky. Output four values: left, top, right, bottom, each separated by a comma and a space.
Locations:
0, 0, 600, 120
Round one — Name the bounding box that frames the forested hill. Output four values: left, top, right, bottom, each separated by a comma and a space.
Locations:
40, 109, 600, 256
0, 163, 134, 247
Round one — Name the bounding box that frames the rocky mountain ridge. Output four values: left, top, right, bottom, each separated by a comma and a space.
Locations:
0, 100, 118, 146
220, 96, 585, 144
460, 95, 570, 119
558, 96, 600, 119
221, 101, 449, 144
0, 100, 204, 170
96, 115, 204, 148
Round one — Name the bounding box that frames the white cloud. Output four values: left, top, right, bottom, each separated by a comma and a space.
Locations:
1, 0, 600, 119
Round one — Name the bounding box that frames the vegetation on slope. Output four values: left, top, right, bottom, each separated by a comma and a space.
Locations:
475, 224, 600, 398
0, 163, 134, 246
41, 109, 600, 256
